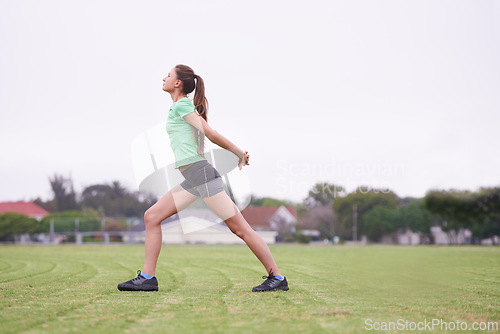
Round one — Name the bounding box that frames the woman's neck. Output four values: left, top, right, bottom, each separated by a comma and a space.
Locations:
171, 91, 188, 103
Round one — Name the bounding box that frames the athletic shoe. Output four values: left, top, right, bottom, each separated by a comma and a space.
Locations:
117, 270, 159, 291
252, 269, 289, 292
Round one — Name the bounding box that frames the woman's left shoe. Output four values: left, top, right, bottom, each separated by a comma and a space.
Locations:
252, 269, 289, 292
117, 270, 159, 291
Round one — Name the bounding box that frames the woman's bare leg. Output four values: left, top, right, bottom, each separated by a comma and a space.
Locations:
143, 184, 199, 275
203, 191, 281, 276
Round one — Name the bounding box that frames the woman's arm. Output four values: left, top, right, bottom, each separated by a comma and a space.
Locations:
183, 112, 249, 169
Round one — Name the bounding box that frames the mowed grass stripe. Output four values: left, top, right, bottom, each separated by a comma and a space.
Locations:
29, 249, 161, 333
0, 245, 499, 334
2, 248, 119, 331
0, 258, 14, 272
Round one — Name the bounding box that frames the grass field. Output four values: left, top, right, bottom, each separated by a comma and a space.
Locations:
0, 245, 499, 333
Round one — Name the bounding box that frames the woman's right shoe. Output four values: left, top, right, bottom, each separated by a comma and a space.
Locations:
117, 270, 159, 291
252, 269, 289, 292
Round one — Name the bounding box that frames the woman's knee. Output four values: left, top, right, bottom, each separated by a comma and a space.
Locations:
231, 227, 246, 239
228, 219, 253, 240
144, 194, 177, 228
144, 209, 163, 228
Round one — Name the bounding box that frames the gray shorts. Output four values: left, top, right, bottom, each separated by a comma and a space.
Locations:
180, 160, 225, 198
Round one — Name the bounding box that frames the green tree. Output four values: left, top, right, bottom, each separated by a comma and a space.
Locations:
470, 220, 500, 245
249, 196, 293, 207
81, 184, 110, 215
49, 174, 78, 211
469, 187, 500, 244
80, 181, 156, 217
364, 206, 398, 242
424, 189, 475, 244
362, 199, 437, 244
397, 199, 436, 244
333, 187, 399, 240
0, 213, 39, 241
424, 187, 500, 244
294, 203, 309, 220
304, 182, 345, 208
33, 197, 57, 212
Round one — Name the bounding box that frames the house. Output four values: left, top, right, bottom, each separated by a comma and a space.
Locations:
124, 208, 277, 245
240, 205, 297, 238
0, 201, 49, 221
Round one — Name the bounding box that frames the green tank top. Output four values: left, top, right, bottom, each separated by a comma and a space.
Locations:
166, 97, 206, 169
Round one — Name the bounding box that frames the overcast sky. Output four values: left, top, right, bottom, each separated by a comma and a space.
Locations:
1, 0, 499, 204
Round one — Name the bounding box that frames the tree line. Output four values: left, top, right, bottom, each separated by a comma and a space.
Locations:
1, 173, 498, 244
1, 174, 295, 241
298, 182, 500, 244
0, 174, 157, 241
34, 174, 157, 217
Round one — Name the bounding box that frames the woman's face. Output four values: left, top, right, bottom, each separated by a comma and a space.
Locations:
162, 68, 178, 92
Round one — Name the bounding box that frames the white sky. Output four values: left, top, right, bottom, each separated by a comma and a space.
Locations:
1, 0, 499, 204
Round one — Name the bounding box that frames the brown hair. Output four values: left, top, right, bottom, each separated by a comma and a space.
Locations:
175, 64, 208, 156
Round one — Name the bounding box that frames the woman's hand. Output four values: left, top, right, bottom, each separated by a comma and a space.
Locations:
236, 149, 250, 170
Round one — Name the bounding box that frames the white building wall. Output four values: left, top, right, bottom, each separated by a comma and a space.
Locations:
125, 213, 279, 245
157, 218, 278, 245
397, 229, 421, 245
430, 226, 472, 245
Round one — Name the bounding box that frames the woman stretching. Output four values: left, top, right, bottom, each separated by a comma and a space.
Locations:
118, 64, 288, 292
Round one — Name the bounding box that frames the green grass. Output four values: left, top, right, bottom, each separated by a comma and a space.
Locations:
0, 245, 499, 333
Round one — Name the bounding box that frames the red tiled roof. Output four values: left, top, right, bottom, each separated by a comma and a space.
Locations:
241, 206, 296, 229
0, 201, 50, 218
286, 206, 296, 217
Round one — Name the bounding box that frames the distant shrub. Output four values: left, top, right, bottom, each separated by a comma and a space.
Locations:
0, 213, 39, 240
295, 233, 311, 244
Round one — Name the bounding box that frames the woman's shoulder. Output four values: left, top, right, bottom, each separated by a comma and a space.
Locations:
172, 98, 195, 117
173, 97, 194, 108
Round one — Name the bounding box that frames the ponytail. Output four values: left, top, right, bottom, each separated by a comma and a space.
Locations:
192, 74, 208, 157
174, 64, 209, 157
193, 74, 208, 123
